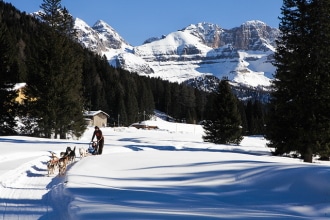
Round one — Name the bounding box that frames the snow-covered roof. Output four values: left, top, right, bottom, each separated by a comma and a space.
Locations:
14, 83, 26, 90
83, 110, 109, 118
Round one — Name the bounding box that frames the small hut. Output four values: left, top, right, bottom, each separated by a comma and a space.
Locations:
83, 110, 109, 127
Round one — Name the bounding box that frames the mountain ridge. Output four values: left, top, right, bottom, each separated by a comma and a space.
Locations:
74, 18, 279, 91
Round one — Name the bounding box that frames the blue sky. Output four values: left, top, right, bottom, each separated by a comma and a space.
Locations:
4, 0, 282, 46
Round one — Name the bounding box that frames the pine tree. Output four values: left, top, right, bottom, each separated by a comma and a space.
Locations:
203, 80, 243, 145
164, 82, 172, 120
0, 18, 18, 135
124, 76, 139, 124
266, 0, 330, 162
179, 85, 196, 123
39, 0, 76, 38
39, 0, 62, 29
245, 100, 266, 135
137, 79, 155, 120
24, 0, 85, 138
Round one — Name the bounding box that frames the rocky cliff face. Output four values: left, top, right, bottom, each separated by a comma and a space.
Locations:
227, 21, 279, 50
75, 18, 132, 55
182, 23, 225, 48
74, 19, 279, 91
179, 21, 278, 51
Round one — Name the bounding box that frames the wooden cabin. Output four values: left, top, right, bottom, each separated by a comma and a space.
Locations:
84, 110, 109, 127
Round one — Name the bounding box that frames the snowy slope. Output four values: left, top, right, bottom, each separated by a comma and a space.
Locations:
74, 19, 279, 89
1, 119, 330, 219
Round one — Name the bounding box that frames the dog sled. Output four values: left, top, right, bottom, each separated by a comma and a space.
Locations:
78, 142, 98, 159
87, 141, 99, 155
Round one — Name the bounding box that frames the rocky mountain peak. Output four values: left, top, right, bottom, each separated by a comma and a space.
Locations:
182, 22, 224, 48
92, 20, 130, 49
74, 18, 107, 53
228, 20, 279, 51
74, 18, 279, 90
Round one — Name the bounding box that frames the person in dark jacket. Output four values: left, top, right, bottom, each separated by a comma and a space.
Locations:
91, 126, 104, 155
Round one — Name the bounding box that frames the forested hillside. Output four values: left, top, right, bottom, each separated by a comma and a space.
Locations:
0, 1, 267, 137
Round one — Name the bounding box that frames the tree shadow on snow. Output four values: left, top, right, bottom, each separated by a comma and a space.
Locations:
123, 144, 270, 156
39, 161, 330, 219
0, 137, 87, 146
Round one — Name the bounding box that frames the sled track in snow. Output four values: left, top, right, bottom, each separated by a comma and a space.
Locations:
0, 155, 74, 220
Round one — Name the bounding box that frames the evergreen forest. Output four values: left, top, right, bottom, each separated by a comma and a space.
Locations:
0, 1, 267, 138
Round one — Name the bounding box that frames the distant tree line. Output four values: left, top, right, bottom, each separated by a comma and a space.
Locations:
0, 1, 267, 138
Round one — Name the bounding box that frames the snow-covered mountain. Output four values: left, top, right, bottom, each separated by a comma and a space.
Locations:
75, 18, 279, 91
